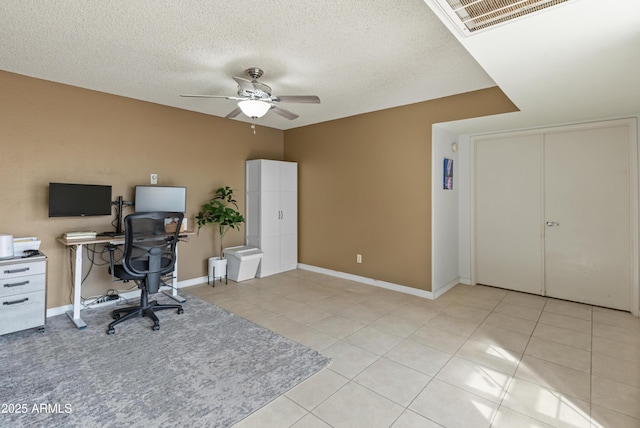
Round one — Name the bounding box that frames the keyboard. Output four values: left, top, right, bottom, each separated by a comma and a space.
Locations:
100, 232, 125, 238
63, 231, 97, 239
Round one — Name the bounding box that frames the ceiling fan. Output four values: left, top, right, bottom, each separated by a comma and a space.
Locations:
180, 67, 320, 120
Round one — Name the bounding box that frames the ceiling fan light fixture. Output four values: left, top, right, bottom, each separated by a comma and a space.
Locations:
181, 67, 319, 121
238, 100, 271, 119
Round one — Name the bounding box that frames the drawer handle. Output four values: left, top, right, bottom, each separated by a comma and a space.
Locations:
4, 281, 29, 288
4, 267, 30, 274
3, 297, 29, 306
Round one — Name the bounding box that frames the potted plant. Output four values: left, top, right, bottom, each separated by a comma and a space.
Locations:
196, 186, 245, 281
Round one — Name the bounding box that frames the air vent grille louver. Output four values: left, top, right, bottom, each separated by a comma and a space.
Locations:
439, 0, 570, 33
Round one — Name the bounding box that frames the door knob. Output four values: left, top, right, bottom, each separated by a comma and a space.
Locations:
545, 221, 560, 226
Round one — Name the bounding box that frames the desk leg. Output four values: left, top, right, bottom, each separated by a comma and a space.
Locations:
162, 244, 186, 303
66, 243, 87, 329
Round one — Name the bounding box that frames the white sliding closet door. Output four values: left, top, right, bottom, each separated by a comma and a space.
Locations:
544, 126, 632, 310
474, 119, 636, 311
475, 134, 544, 294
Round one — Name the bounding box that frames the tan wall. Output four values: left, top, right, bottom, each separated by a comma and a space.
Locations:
284, 88, 517, 292
1, 70, 515, 308
0, 71, 284, 308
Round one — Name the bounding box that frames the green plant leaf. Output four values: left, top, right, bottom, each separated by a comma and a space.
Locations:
196, 186, 246, 256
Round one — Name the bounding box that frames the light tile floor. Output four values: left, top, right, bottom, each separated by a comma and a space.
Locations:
187, 269, 640, 428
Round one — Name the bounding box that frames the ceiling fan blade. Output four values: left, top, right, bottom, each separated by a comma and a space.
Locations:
225, 107, 242, 119
271, 106, 299, 120
180, 94, 229, 98
180, 94, 247, 101
274, 95, 320, 104
233, 76, 255, 92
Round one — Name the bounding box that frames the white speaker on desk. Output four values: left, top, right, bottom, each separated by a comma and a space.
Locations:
0, 234, 14, 259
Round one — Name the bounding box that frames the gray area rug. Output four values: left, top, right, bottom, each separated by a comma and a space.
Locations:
0, 293, 330, 427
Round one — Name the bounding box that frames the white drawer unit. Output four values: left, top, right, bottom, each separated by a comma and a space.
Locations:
0, 254, 46, 336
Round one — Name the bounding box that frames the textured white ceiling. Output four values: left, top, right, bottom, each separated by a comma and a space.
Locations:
3, 0, 638, 133
0, 0, 496, 130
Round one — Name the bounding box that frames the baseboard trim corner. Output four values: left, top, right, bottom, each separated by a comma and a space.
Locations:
433, 277, 462, 299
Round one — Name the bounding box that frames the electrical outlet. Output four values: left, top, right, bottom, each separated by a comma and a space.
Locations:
356, 254, 362, 263
150, 173, 158, 184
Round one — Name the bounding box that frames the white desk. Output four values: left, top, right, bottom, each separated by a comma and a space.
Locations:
57, 232, 192, 329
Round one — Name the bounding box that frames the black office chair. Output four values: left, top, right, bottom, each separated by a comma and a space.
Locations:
106, 211, 184, 334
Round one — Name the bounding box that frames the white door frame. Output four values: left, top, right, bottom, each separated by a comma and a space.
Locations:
469, 118, 639, 316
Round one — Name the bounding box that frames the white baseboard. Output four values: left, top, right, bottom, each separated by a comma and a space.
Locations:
46, 288, 142, 318
47, 304, 72, 318
46, 277, 209, 319
433, 277, 462, 299
298, 264, 434, 300
46, 270, 463, 318
176, 276, 208, 289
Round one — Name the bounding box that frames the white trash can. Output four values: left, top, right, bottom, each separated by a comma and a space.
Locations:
223, 246, 263, 282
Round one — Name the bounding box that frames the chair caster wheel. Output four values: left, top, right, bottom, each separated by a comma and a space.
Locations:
177, 308, 184, 314
107, 328, 115, 335
112, 313, 121, 320
152, 324, 160, 331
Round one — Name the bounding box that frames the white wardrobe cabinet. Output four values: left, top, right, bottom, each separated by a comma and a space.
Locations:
246, 160, 298, 277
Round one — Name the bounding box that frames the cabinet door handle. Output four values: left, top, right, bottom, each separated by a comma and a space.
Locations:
4, 280, 29, 288
3, 297, 29, 306
4, 267, 30, 274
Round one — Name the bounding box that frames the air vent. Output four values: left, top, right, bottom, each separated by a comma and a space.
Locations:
434, 0, 572, 35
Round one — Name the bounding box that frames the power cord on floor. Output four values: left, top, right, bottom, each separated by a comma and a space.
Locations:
82, 289, 122, 307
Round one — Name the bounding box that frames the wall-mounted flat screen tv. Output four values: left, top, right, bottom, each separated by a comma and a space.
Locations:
48, 183, 112, 217
134, 185, 186, 213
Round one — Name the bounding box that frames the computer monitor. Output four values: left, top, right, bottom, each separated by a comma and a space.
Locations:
48, 183, 112, 217
134, 186, 186, 213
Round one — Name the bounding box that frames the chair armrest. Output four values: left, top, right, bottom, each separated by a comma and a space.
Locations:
105, 244, 119, 283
